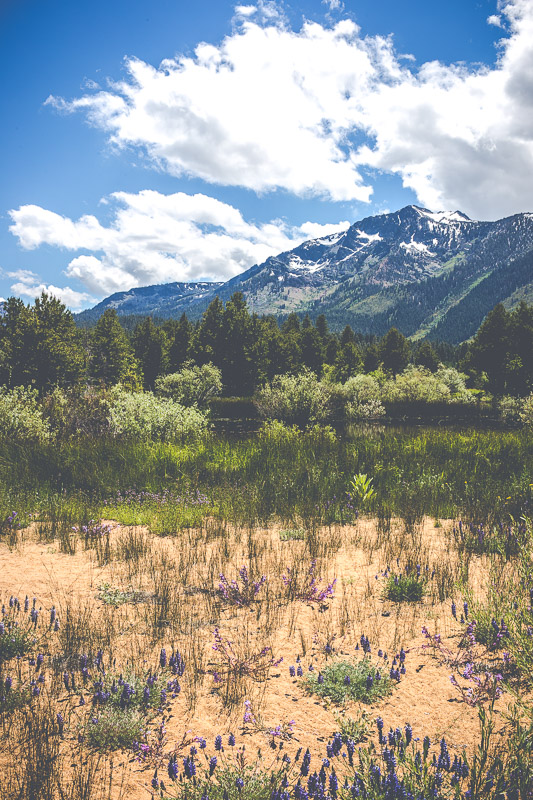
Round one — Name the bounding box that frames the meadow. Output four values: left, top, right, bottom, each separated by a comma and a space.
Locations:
0, 422, 532, 799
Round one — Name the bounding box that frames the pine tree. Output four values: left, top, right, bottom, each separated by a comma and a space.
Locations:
90, 310, 141, 387
133, 317, 168, 389
379, 328, 410, 375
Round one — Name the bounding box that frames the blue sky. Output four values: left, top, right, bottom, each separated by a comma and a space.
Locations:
2, 0, 529, 309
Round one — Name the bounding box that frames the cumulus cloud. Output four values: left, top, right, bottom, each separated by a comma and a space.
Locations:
487, 14, 503, 27
46, 0, 533, 219
9, 191, 351, 297
8, 269, 95, 310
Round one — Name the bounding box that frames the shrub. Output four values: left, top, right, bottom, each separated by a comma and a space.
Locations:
0, 387, 51, 444
332, 709, 372, 743
254, 369, 333, 425
519, 393, 533, 425
381, 366, 452, 404
499, 395, 523, 425
341, 374, 385, 419
85, 707, 146, 751
155, 362, 222, 407
304, 658, 392, 704
435, 366, 474, 403
108, 388, 209, 442
383, 573, 426, 602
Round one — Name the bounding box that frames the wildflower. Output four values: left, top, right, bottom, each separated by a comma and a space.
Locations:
160, 648, 167, 669
209, 756, 217, 775
463, 601, 469, 620
344, 675, 351, 686
57, 712, 64, 735
297, 665, 303, 677
151, 771, 159, 790
214, 734, 223, 751
289, 666, 296, 677
167, 758, 178, 781
235, 777, 244, 791
228, 733, 235, 746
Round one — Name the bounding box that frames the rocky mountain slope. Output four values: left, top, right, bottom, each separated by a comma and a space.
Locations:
76, 205, 533, 342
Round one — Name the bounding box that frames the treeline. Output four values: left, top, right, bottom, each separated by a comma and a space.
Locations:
0, 291, 532, 397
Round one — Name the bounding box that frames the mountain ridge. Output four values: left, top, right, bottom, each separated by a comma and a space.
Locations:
76, 205, 533, 342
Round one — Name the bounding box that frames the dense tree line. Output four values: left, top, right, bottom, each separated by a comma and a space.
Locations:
0, 290, 529, 397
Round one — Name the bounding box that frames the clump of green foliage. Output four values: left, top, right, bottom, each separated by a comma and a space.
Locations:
304, 658, 392, 704
383, 573, 426, 602
279, 528, 306, 541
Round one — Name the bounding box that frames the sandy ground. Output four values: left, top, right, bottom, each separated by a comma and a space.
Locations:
0, 517, 513, 798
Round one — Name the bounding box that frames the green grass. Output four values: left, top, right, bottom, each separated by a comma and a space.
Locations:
0, 425, 532, 530
279, 528, 306, 541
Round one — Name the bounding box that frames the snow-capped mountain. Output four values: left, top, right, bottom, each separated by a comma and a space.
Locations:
77, 205, 533, 342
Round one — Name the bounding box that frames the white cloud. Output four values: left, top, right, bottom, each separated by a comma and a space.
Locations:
9, 190, 351, 297
9, 269, 95, 310
46, 0, 533, 219
322, 0, 344, 12
487, 14, 503, 27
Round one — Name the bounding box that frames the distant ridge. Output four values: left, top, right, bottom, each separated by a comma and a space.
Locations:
76, 205, 533, 342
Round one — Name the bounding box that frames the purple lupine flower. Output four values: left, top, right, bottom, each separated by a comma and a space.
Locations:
151, 771, 159, 790
235, 777, 244, 791
36, 654, 44, 669
365, 674, 373, 692
289, 666, 296, 677
160, 648, 167, 669
209, 756, 217, 775
451, 601, 457, 619
214, 735, 223, 751
344, 675, 351, 686
57, 712, 64, 735
167, 758, 178, 781
317, 673, 324, 684
405, 723, 412, 745
50, 607, 56, 626
297, 666, 303, 677
463, 601, 469, 620
228, 733, 235, 746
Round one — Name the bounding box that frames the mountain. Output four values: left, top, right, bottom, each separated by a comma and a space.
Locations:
76, 205, 533, 342
76, 281, 223, 326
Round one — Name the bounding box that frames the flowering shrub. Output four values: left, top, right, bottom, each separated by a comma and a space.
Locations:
241, 699, 295, 742
209, 629, 282, 705
218, 566, 266, 607
282, 560, 336, 604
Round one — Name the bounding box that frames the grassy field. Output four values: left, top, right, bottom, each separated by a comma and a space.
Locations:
0, 424, 532, 799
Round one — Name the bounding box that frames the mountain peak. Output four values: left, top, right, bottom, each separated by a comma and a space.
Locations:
407, 205, 472, 223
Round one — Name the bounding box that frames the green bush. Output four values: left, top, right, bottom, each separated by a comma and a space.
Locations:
341, 374, 385, 419
381, 366, 452, 404
254, 369, 333, 425
304, 658, 392, 704
383, 573, 426, 602
108, 388, 209, 442
0, 387, 51, 444
155, 362, 222, 407
85, 707, 145, 751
